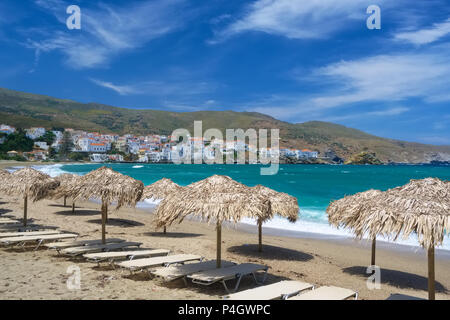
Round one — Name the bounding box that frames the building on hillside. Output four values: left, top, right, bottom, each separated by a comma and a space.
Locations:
146, 151, 161, 163
89, 142, 107, 153
297, 149, 318, 159
51, 131, 63, 148
34, 141, 49, 150
90, 153, 108, 163
108, 154, 124, 162
160, 147, 172, 161
23, 150, 48, 161
0, 124, 16, 135
7, 150, 19, 157
26, 127, 46, 140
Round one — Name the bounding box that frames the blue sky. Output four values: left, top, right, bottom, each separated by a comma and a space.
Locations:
0, 0, 449, 145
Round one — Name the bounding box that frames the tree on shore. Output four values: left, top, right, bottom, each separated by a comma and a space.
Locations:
0, 129, 34, 154
58, 131, 74, 161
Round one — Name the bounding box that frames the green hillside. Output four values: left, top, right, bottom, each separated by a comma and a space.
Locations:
1, 87, 449, 163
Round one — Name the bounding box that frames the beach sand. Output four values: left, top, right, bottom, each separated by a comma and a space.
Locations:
0, 194, 449, 300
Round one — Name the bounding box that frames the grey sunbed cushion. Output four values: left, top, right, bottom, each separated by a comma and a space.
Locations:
0, 230, 60, 238
116, 254, 203, 270
0, 224, 58, 231
0, 233, 78, 244
45, 238, 125, 249
187, 263, 268, 283
289, 286, 357, 300
151, 260, 235, 281
83, 249, 170, 261
224, 280, 313, 300
61, 241, 142, 255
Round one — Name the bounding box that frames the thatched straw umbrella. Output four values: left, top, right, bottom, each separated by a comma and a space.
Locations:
53, 173, 80, 213
142, 178, 183, 234
327, 189, 382, 266
155, 175, 270, 268
0, 169, 11, 202
252, 185, 299, 252
328, 178, 450, 300
0, 168, 59, 226
0, 169, 10, 179
55, 166, 144, 244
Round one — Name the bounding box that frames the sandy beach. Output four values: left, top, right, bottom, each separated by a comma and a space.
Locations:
0, 192, 449, 300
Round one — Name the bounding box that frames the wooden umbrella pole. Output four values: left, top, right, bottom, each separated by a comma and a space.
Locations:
216, 221, 222, 268
371, 238, 376, 266
258, 219, 263, 253
163, 226, 167, 234
64, 196, 67, 207
101, 201, 106, 244
72, 202, 75, 214
105, 203, 108, 222
428, 246, 435, 300
23, 194, 28, 227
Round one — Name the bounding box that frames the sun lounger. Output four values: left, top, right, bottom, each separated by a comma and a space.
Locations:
0, 218, 20, 224
0, 230, 61, 238
151, 260, 235, 285
116, 254, 204, 273
0, 224, 58, 232
288, 286, 358, 300
45, 238, 125, 250
60, 241, 142, 256
187, 263, 269, 293
223, 280, 314, 300
83, 249, 170, 264
0, 233, 79, 250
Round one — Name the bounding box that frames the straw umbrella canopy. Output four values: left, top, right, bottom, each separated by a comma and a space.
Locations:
0, 168, 59, 226
56, 166, 144, 244
142, 178, 183, 234
251, 185, 299, 252
155, 175, 270, 267
327, 189, 382, 266
143, 178, 183, 200
0, 169, 11, 202
52, 173, 80, 213
0, 169, 10, 179
328, 178, 450, 300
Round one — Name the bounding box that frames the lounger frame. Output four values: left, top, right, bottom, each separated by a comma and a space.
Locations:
189, 266, 269, 293
1, 234, 79, 250
85, 249, 170, 267
61, 242, 142, 257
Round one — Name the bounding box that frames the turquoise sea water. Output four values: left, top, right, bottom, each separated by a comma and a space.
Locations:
39, 163, 450, 249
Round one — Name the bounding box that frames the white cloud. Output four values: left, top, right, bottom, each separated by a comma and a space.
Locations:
319, 107, 410, 122
309, 53, 450, 109
394, 18, 450, 45
90, 78, 213, 97
212, 0, 382, 42
27, 0, 190, 69
244, 51, 450, 122
90, 79, 140, 96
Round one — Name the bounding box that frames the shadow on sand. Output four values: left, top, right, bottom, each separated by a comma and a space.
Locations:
0, 208, 13, 215
87, 218, 144, 227
143, 232, 204, 238
54, 209, 99, 216
49, 204, 72, 208
227, 244, 314, 262
343, 266, 448, 293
